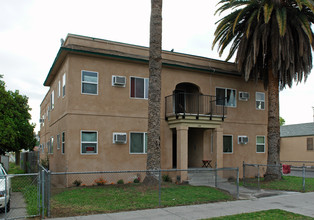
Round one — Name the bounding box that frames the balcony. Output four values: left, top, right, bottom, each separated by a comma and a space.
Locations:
165, 93, 227, 126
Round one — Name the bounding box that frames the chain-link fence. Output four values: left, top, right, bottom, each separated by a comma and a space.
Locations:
0, 173, 41, 220
46, 168, 238, 218
281, 161, 314, 167
243, 162, 314, 191
38, 164, 50, 218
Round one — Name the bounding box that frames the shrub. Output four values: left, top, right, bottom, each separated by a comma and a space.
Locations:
162, 174, 172, 182
117, 179, 124, 184
133, 178, 140, 183
40, 155, 49, 169
94, 177, 107, 186
73, 180, 82, 187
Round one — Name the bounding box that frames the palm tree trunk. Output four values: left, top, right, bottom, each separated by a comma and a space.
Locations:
143, 0, 162, 185
265, 67, 282, 180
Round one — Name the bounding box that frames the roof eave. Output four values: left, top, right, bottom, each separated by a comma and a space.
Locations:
43, 46, 241, 86
43, 47, 66, 86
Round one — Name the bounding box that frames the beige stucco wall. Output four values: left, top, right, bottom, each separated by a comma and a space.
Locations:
40, 34, 268, 179
280, 136, 314, 164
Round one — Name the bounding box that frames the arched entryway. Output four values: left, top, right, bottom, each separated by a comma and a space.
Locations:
171, 83, 213, 168
173, 83, 201, 115
174, 82, 200, 94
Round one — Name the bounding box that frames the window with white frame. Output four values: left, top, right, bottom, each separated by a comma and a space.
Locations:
48, 137, 53, 154
47, 107, 50, 121
82, 71, 98, 95
62, 73, 66, 97
130, 77, 149, 99
307, 138, 314, 151
81, 131, 97, 154
256, 136, 265, 153
256, 92, 265, 110
223, 135, 233, 153
57, 134, 60, 150
58, 80, 61, 97
216, 88, 236, 107
130, 132, 147, 154
51, 90, 54, 109
62, 132, 65, 154
40, 115, 44, 127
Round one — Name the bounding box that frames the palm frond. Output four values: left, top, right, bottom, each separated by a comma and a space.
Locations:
246, 10, 258, 38
296, 13, 313, 43
276, 7, 287, 36
215, 0, 249, 15
295, 0, 303, 10
233, 10, 244, 34
264, 3, 274, 23
213, 0, 314, 88
300, 0, 314, 13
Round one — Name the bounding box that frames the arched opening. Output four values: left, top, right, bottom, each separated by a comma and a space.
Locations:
173, 83, 201, 115
174, 82, 200, 94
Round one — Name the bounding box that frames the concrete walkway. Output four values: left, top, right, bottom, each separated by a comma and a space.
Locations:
50, 192, 314, 220
0, 192, 27, 219
188, 171, 295, 200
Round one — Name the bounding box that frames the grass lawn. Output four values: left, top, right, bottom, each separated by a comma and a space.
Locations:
242, 176, 314, 192
208, 209, 314, 219
51, 183, 233, 217
8, 162, 24, 174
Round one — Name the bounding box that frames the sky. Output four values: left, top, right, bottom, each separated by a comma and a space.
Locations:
1, 0, 314, 133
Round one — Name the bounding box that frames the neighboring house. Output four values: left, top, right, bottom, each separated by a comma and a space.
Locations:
280, 123, 314, 164
39, 34, 268, 183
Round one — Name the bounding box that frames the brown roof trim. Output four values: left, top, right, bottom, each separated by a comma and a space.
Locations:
44, 42, 240, 86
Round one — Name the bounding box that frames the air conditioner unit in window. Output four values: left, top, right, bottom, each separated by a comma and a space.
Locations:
239, 92, 249, 101
113, 133, 127, 144
238, 136, 249, 144
112, 75, 126, 87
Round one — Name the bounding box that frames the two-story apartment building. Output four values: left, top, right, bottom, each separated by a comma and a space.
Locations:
39, 34, 268, 183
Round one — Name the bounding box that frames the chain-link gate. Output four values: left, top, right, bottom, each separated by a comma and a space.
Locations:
0, 163, 52, 220
0, 173, 41, 220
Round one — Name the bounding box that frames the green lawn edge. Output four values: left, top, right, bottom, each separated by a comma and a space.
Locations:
241, 176, 314, 192
207, 209, 314, 220
51, 183, 234, 217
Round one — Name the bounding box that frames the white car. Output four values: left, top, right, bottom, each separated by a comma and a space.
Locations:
0, 164, 10, 213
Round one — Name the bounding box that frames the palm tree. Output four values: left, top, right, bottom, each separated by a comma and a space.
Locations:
144, 0, 162, 185
213, 0, 314, 180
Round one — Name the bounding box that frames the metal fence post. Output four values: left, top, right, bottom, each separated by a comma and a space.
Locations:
48, 170, 51, 217
243, 161, 245, 186
236, 167, 239, 200
158, 170, 161, 207
37, 169, 41, 215
257, 165, 260, 190
215, 162, 218, 188
302, 164, 306, 192
41, 170, 45, 218
4, 175, 8, 218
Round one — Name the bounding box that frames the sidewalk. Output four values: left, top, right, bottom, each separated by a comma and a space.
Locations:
50, 192, 314, 220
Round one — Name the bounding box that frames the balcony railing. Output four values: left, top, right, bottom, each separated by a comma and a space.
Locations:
165, 93, 227, 121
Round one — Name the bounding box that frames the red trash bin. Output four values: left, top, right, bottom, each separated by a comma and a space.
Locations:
282, 164, 291, 174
